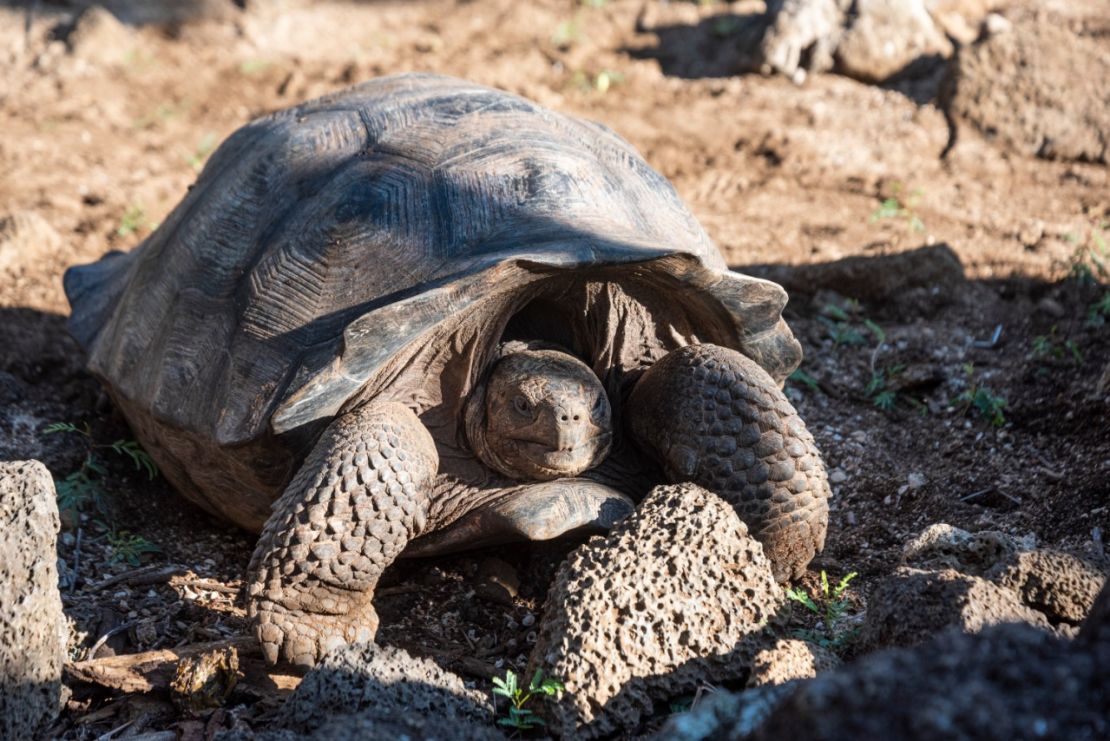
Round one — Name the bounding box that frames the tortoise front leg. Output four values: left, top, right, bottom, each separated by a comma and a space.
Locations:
247, 401, 438, 668
627, 344, 830, 582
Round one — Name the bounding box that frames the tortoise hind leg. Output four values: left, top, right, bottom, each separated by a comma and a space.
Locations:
627, 344, 830, 582
247, 402, 437, 668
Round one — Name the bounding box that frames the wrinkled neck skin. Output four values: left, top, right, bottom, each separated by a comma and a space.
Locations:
464, 342, 613, 482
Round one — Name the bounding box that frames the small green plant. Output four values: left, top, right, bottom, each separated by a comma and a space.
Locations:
786, 570, 859, 652
44, 422, 159, 521
787, 368, 821, 394
239, 58, 272, 75
492, 669, 565, 731
1088, 291, 1110, 328
117, 205, 156, 237
818, 302, 867, 346
955, 363, 1007, 427
1031, 326, 1083, 366
866, 365, 903, 410
569, 68, 624, 94
107, 530, 161, 566
711, 16, 745, 36
551, 18, 583, 47
184, 132, 217, 172
1064, 224, 1108, 284
869, 184, 925, 234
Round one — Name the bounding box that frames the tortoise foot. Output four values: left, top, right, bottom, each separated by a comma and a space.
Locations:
254, 596, 378, 669
628, 343, 830, 582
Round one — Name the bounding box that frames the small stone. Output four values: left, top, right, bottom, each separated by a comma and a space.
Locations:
521, 612, 536, 627
829, 469, 848, 484
1036, 297, 1066, 318
474, 558, 519, 606
907, 472, 926, 489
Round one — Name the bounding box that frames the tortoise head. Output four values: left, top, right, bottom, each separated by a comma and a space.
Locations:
466, 347, 612, 481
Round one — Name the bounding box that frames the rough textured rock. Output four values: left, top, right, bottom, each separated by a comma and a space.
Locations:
529, 484, 785, 738
659, 683, 797, 741
659, 579, 1110, 740
987, 549, 1107, 625
276, 642, 494, 737
758, 0, 849, 82
900, 522, 1027, 575
757, 0, 992, 83
745, 639, 838, 688
899, 523, 1108, 626
944, 18, 1110, 162
61, 6, 136, 65
862, 567, 1049, 649
0, 211, 62, 273
0, 461, 66, 740
835, 0, 952, 82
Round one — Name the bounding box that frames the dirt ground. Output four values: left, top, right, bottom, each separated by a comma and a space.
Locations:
1, 0, 1107, 737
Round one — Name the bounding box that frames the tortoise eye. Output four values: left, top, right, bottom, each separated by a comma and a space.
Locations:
513, 396, 531, 415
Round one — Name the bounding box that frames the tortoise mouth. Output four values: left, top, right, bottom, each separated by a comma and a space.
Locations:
503, 431, 613, 480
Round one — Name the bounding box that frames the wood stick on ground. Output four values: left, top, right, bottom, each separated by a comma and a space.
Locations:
94, 564, 189, 590
67, 637, 260, 694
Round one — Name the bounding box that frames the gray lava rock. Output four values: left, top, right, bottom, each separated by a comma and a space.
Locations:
943, 18, 1110, 162
862, 567, 1050, 649
657, 578, 1110, 740
746, 638, 838, 688
987, 549, 1107, 625
0, 461, 66, 739
276, 641, 496, 739
529, 483, 785, 738
835, 0, 952, 82
0, 211, 62, 273
900, 522, 1027, 575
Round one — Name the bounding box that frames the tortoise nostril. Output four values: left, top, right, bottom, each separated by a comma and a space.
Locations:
560, 414, 569, 422
573, 415, 580, 421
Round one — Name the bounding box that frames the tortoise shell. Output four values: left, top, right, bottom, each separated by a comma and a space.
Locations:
65, 74, 802, 530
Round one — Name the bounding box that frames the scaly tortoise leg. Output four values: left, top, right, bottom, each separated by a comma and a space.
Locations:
627, 344, 830, 582
247, 401, 438, 668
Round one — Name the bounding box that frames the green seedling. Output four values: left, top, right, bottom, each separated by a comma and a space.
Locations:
1031, 326, 1083, 366
239, 58, 272, 75
185, 132, 217, 172
569, 69, 624, 94
786, 570, 859, 652
788, 368, 821, 394
492, 669, 565, 731
117, 205, 156, 238
869, 184, 925, 234
865, 361, 906, 411
955, 363, 1007, 427
107, 530, 161, 566
1088, 291, 1110, 328
44, 422, 159, 522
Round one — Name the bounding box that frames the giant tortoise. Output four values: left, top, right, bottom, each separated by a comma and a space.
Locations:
65, 74, 830, 667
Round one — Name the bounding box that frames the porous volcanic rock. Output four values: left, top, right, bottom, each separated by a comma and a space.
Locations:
745, 638, 838, 688
861, 567, 1049, 649
529, 483, 785, 738
943, 18, 1110, 162
987, 549, 1107, 625
275, 641, 496, 738
835, 0, 952, 82
0, 211, 62, 273
657, 579, 1110, 740
0, 461, 66, 739
900, 522, 1026, 575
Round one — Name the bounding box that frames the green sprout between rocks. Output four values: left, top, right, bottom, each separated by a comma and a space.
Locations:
955, 363, 1007, 427
492, 669, 565, 731
107, 530, 162, 566
786, 570, 859, 652
869, 184, 925, 234
1031, 326, 1083, 366
44, 422, 159, 519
